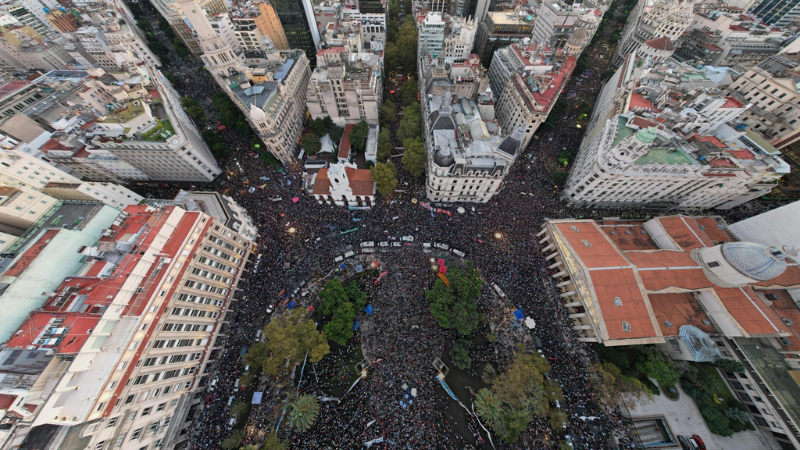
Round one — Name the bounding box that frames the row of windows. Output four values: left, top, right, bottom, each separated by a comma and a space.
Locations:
152, 338, 207, 349
202, 246, 240, 264
191, 267, 231, 284
171, 307, 219, 318
197, 256, 236, 274
133, 366, 195, 385
162, 322, 212, 332
183, 280, 228, 295
143, 352, 202, 367
178, 293, 223, 307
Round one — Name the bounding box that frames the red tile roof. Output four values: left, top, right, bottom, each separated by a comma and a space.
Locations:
649, 293, 715, 336
629, 92, 655, 112
721, 96, 745, 109
715, 287, 788, 335
591, 268, 657, 340
554, 222, 630, 269
311, 168, 332, 195
339, 124, 353, 160
0, 81, 30, 98
3, 229, 60, 277
657, 216, 713, 250
645, 37, 674, 52
344, 167, 375, 196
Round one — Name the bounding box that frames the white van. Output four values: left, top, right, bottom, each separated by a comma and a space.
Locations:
360, 241, 375, 248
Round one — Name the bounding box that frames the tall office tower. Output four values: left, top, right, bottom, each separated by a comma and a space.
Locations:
454, 0, 490, 23
149, 0, 228, 54
358, 0, 385, 14
419, 12, 446, 57
0, 204, 251, 450
270, 0, 319, 59
613, 0, 697, 66
531, 1, 601, 53
750, 0, 800, 27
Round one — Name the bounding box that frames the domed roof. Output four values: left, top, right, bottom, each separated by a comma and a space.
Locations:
721, 242, 787, 281
433, 147, 454, 167
635, 127, 658, 143
645, 37, 675, 52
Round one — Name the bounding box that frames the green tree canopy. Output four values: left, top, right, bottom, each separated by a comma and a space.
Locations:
401, 137, 426, 176
380, 101, 397, 127
426, 266, 481, 335
377, 128, 393, 162
588, 361, 650, 409
344, 280, 367, 311
251, 309, 330, 377
262, 433, 287, 450
400, 77, 418, 107
714, 359, 746, 373
221, 430, 244, 450
323, 301, 356, 345
451, 338, 471, 370
348, 121, 369, 153
397, 107, 420, 143
318, 279, 349, 316
370, 161, 398, 196
635, 349, 680, 388
302, 132, 322, 155
329, 124, 344, 144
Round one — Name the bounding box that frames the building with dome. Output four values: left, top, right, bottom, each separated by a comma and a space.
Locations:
540, 214, 800, 448
423, 91, 523, 203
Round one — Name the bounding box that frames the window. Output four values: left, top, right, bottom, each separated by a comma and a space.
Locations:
125, 395, 135, 405
156, 402, 166, 412
130, 428, 142, 440
708, 261, 720, 268
163, 416, 172, 427
107, 417, 119, 428
95, 442, 106, 450
141, 407, 152, 416
147, 422, 160, 433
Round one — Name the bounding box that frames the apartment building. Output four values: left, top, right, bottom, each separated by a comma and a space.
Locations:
0, 204, 251, 450
149, 0, 227, 54
443, 16, 477, 63
420, 53, 489, 100
0, 183, 58, 234
418, 12, 445, 57
85, 68, 221, 182
0, 25, 73, 71
307, 47, 382, 126
229, 2, 287, 52
725, 55, 800, 150
750, 0, 800, 27
613, 0, 697, 66
674, 11, 787, 66
424, 91, 524, 203
531, 1, 601, 54
488, 43, 577, 149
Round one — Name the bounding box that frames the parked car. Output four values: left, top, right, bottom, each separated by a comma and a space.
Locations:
677, 435, 692, 450
690, 435, 706, 450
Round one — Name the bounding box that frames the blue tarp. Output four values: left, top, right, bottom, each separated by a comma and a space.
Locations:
513, 309, 524, 320
365, 305, 374, 315
287, 301, 296, 310
252, 392, 263, 404
355, 264, 364, 273
340, 264, 346, 269
353, 320, 360, 331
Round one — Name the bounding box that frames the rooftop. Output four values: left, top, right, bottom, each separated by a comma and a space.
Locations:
634, 147, 695, 165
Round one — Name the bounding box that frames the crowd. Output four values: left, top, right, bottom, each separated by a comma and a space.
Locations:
130, 2, 780, 449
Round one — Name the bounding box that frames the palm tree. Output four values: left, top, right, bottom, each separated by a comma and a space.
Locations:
289, 394, 320, 431
475, 388, 501, 425
694, 366, 725, 396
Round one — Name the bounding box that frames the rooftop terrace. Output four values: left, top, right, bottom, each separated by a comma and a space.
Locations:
635, 147, 695, 165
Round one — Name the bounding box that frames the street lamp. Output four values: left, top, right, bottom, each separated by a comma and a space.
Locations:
287, 227, 296, 234
494, 232, 502, 239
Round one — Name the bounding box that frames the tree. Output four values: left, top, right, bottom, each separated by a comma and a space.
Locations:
699, 404, 734, 437
289, 394, 320, 431
636, 350, 680, 388
377, 128, 393, 162
451, 338, 472, 370
693, 365, 726, 396
344, 281, 367, 311
329, 124, 344, 144
401, 137, 425, 176
397, 105, 421, 143
302, 132, 322, 155
714, 359, 746, 373
255, 309, 330, 377
230, 400, 248, 420
549, 409, 567, 430
380, 101, 397, 126
324, 301, 356, 345
318, 279, 349, 316
370, 161, 398, 196
426, 267, 481, 335
263, 433, 287, 450
481, 364, 497, 384
221, 430, 244, 449
724, 407, 752, 425
399, 77, 418, 107
212, 142, 230, 158
587, 362, 650, 408
310, 117, 330, 135
396, 18, 418, 74
475, 388, 501, 424
348, 121, 369, 153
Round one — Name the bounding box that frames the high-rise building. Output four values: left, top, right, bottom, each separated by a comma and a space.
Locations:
0, 204, 251, 450
531, 1, 600, 53
149, 0, 227, 54
418, 12, 445, 57
613, 0, 697, 66
421, 53, 489, 100
473, 11, 534, 67
488, 43, 576, 149
270, 0, 319, 59
749, 0, 800, 27
423, 91, 524, 203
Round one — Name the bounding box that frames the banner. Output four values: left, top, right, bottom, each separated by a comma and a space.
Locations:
437, 272, 450, 287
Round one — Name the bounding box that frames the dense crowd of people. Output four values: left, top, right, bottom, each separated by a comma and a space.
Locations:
130, 2, 781, 449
